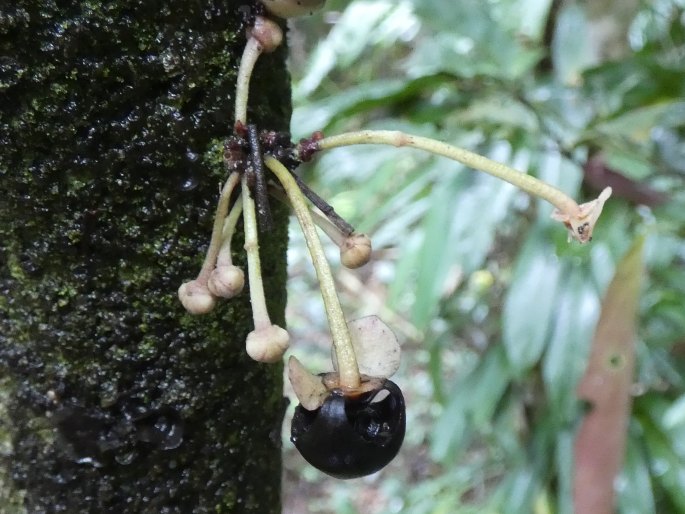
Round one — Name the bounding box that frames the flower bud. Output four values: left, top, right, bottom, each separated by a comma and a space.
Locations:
178, 280, 217, 315
246, 324, 290, 363
340, 233, 372, 269
249, 16, 283, 53
208, 265, 245, 299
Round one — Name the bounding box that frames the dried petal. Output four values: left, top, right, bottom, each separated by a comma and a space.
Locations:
551, 187, 612, 243
287, 356, 329, 411
332, 316, 401, 379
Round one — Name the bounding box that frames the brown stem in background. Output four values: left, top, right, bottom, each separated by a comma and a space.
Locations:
573, 236, 645, 514
583, 153, 667, 207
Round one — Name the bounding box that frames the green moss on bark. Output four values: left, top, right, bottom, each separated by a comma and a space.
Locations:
0, 2, 291, 512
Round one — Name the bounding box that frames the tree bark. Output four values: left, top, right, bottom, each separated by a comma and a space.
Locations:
0, 2, 290, 512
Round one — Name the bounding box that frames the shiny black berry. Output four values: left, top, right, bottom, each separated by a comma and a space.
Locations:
290, 379, 405, 479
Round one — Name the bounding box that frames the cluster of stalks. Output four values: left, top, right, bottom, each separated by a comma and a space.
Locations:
177, 2, 612, 478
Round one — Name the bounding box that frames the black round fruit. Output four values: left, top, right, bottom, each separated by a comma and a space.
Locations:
290, 379, 406, 479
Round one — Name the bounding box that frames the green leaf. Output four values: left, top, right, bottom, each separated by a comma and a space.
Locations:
641, 419, 685, 511
542, 265, 599, 416
404, 31, 540, 81
554, 430, 575, 514
291, 79, 411, 138
552, 3, 594, 83
454, 93, 539, 133
589, 101, 682, 149
430, 346, 511, 463
616, 435, 656, 514
502, 231, 562, 374
294, 0, 417, 98
403, 169, 469, 330
663, 393, 685, 430
410, 168, 518, 329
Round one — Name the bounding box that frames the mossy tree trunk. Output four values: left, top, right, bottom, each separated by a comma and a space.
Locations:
0, 2, 290, 512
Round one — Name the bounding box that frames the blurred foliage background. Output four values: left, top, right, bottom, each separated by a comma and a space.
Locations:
279, 0, 685, 512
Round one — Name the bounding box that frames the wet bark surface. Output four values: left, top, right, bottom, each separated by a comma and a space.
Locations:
0, 2, 290, 512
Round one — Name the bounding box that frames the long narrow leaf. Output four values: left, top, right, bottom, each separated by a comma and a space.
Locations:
573, 235, 645, 514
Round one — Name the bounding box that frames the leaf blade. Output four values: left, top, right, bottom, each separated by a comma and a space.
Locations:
573, 235, 645, 514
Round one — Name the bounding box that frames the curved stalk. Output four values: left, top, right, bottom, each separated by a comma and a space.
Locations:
198, 172, 241, 281
217, 196, 244, 266
309, 130, 612, 243
314, 130, 579, 214
264, 155, 361, 389
234, 17, 283, 126
234, 37, 261, 126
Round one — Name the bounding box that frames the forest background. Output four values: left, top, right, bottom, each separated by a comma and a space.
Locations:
281, 1, 685, 513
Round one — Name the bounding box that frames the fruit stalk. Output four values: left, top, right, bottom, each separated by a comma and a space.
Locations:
264, 155, 361, 389
308, 130, 612, 243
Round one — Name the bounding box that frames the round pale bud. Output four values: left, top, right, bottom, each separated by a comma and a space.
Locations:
249, 16, 283, 53
259, 0, 326, 19
208, 265, 245, 299
178, 280, 217, 315
246, 325, 290, 363
340, 233, 372, 269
